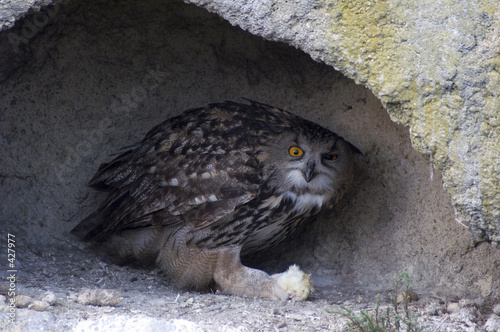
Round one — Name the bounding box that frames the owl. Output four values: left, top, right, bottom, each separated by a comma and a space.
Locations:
71, 100, 359, 300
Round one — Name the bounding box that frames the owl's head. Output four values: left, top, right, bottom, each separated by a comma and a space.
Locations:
261, 128, 357, 210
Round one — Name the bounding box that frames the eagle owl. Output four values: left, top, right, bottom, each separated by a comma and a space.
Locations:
71, 100, 359, 300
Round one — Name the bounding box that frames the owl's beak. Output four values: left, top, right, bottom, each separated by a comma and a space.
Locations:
304, 158, 316, 183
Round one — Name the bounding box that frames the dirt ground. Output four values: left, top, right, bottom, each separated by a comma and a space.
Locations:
1, 240, 498, 331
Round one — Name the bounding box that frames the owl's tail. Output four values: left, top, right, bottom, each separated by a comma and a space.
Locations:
71, 212, 165, 267
70, 211, 108, 241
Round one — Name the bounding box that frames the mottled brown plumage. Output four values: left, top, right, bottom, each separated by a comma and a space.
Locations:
72, 100, 359, 300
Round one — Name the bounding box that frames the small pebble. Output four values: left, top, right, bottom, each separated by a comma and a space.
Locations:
30, 300, 50, 311
447, 302, 460, 313
485, 314, 500, 332
396, 290, 418, 304
77, 289, 123, 307
15, 294, 34, 308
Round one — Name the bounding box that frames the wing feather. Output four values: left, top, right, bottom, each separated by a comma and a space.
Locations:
72, 104, 262, 241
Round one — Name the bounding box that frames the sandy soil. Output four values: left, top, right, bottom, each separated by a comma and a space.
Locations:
1, 241, 496, 332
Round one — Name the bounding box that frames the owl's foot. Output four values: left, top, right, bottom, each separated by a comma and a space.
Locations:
213, 250, 313, 301
271, 264, 313, 301
213, 249, 289, 301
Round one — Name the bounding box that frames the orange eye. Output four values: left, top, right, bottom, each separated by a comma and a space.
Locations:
289, 146, 304, 157
323, 154, 338, 161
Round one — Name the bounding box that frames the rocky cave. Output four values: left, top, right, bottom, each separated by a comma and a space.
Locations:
1, 0, 499, 330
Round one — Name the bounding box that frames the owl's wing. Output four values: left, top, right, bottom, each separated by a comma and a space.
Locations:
72, 117, 261, 241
